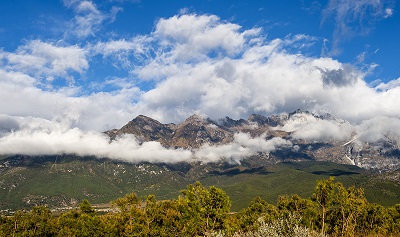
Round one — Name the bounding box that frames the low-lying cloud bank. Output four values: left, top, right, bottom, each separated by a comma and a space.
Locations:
194, 134, 292, 164
276, 113, 400, 147
0, 116, 191, 163
0, 116, 292, 164
277, 113, 354, 142
1, 112, 399, 164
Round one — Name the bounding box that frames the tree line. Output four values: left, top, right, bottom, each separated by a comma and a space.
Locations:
1, 178, 400, 236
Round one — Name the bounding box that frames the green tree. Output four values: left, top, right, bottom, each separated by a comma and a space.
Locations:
80, 199, 95, 215
234, 196, 278, 233
312, 177, 335, 234
55, 209, 105, 237
358, 203, 392, 235
178, 182, 231, 235
387, 204, 400, 234
143, 195, 183, 236
0, 206, 53, 236
327, 183, 367, 236
277, 194, 318, 229
106, 192, 146, 235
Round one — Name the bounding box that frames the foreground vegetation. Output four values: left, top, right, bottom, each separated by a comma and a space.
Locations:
1, 178, 400, 237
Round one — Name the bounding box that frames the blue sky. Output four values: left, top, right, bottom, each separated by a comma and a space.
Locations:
1, 0, 400, 162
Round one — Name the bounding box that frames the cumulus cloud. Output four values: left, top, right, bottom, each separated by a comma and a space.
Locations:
0, 114, 20, 136
319, 65, 358, 88
152, 14, 259, 62
375, 78, 400, 91
1, 40, 88, 82
0, 66, 141, 131
115, 13, 400, 126
125, 18, 397, 124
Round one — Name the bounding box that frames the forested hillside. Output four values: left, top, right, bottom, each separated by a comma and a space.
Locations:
1, 179, 400, 237
2, 155, 400, 212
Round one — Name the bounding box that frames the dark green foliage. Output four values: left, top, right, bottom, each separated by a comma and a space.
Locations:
232, 196, 279, 233
277, 194, 318, 229
79, 199, 95, 215
0, 206, 53, 236
55, 210, 105, 236
312, 177, 335, 234
178, 182, 231, 235
0, 180, 399, 237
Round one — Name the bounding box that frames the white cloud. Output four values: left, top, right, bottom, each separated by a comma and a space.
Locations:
275, 111, 400, 147
278, 113, 353, 141
64, 0, 119, 38
355, 116, 400, 145
125, 14, 400, 126
0, 114, 20, 136
0, 69, 36, 87
194, 143, 252, 164
234, 133, 292, 152
375, 78, 400, 91
0, 116, 192, 163
194, 133, 292, 163
2, 40, 88, 82
0, 117, 291, 164
91, 36, 152, 68
152, 13, 260, 63
0, 69, 141, 131
385, 8, 393, 18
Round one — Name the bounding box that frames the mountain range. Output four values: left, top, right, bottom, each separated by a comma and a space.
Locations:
1, 110, 399, 213
105, 110, 400, 172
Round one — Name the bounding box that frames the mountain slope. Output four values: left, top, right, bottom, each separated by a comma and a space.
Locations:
1, 154, 399, 213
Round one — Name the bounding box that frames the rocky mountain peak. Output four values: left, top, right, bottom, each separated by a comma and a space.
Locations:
104, 111, 400, 171
181, 114, 207, 126
112, 115, 175, 144
131, 115, 164, 126
247, 114, 269, 126
170, 114, 232, 149
218, 116, 248, 128
247, 113, 285, 127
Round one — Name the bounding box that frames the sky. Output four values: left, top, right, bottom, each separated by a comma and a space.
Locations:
0, 0, 399, 163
